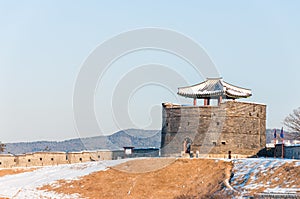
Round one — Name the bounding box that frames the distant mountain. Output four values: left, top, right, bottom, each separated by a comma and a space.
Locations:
5, 128, 296, 155
4, 129, 161, 155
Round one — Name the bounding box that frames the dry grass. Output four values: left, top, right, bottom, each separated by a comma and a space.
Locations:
0, 168, 35, 178
41, 158, 232, 199
248, 162, 300, 195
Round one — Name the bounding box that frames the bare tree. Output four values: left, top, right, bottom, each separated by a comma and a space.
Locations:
0, 142, 6, 153
283, 107, 300, 139
43, 146, 50, 152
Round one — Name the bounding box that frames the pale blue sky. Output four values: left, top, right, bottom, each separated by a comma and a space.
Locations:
0, 1, 299, 142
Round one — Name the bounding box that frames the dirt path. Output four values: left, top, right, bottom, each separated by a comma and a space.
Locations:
41, 158, 232, 199
223, 163, 238, 193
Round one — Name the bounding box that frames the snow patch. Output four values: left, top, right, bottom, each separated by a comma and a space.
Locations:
231, 158, 300, 194
264, 187, 298, 194
0, 159, 130, 198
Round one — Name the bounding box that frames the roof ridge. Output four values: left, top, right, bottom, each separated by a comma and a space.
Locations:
178, 78, 251, 99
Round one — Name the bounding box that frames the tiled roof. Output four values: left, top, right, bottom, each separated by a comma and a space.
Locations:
177, 78, 252, 99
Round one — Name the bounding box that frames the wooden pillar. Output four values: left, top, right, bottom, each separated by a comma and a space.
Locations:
204, 99, 208, 106
218, 96, 222, 106
204, 98, 210, 105
193, 98, 197, 106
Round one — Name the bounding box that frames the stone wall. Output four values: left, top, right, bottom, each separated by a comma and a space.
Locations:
67, 152, 95, 164
29, 152, 67, 166
275, 144, 300, 159
0, 154, 15, 168
0, 151, 117, 168
285, 145, 300, 159
66, 150, 124, 164
274, 144, 284, 158
161, 101, 266, 157
124, 148, 159, 158
0, 148, 159, 168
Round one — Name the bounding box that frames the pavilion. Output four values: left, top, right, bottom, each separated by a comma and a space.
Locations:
177, 77, 252, 106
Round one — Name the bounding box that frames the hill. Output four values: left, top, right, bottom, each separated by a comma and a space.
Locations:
4, 129, 161, 155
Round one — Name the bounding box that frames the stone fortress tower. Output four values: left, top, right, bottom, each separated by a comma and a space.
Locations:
161, 78, 266, 158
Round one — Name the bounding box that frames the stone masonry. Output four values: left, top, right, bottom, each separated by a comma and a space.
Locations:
161, 101, 266, 157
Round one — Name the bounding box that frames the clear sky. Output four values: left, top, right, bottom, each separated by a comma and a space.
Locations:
0, 1, 299, 142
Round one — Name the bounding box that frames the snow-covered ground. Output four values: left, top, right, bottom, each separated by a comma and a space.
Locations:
0, 158, 299, 198
231, 158, 300, 195
0, 159, 130, 199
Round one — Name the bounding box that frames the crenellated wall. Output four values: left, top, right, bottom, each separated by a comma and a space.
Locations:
0, 148, 159, 168
0, 150, 122, 168
0, 154, 15, 168
161, 101, 266, 157
15, 152, 68, 167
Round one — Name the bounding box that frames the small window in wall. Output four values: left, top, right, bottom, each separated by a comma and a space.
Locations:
51, 158, 54, 161
79, 158, 82, 161
166, 123, 168, 126
28, 159, 31, 162
0, 162, 2, 165
187, 122, 190, 126
212, 141, 217, 146
216, 122, 220, 126
66, 155, 68, 160
221, 141, 226, 145
98, 155, 100, 159
40, 158, 42, 161
14, 159, 17, 162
